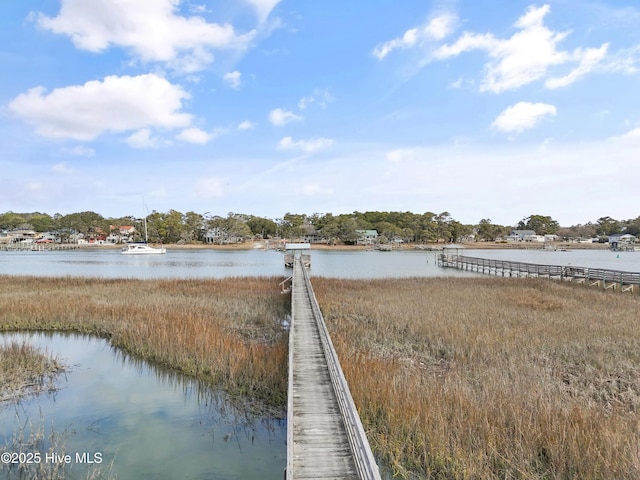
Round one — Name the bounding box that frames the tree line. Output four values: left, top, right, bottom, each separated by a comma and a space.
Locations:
1, 210, 639, 244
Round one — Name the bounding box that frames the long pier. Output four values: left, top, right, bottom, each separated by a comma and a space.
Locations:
0, 243, 81, 251
438, 254, 640, 293
286, 257, 381, 479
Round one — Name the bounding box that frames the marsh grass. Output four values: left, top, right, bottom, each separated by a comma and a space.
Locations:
0, 342, 63, 403
313, 276, 640, 479
1, 413, 115, 479
4, 273, 639, 477
0, 276, 289, 412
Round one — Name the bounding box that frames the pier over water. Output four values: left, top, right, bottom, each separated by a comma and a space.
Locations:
438, 253, 640, 293
286, 257, 381, 479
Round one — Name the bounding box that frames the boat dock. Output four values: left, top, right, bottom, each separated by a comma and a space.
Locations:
286, 257, 381, 479
284, 243, 311, 268
0, 243, 81, 252
438, 254, 640, 293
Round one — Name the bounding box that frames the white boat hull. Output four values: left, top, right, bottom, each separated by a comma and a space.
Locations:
121, 243, 166, 255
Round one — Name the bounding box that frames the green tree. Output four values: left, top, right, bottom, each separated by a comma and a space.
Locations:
55, 211, 108, 235
337, 216, 359, 244
278, 213, 307, 239
435, 212, 452, 242
595, 216, 621, 236
517, 215, 559, 235
183, 211, 205, 242
623, 216, 640, 236
476, 218, 507, 241
246, 216, 278, 238
449, 221, 473, 242
375, 221, 403, 242
0, 212, 27, 230
224, 214, 252, 241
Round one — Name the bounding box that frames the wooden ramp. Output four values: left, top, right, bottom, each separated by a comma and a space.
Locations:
286, 257, 381, 479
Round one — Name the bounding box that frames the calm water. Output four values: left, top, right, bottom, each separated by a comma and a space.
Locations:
0, 333, 286, 479
0, 247, 638, 279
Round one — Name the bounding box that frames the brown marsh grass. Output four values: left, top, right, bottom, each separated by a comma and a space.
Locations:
313, 276, 640, 479
0, 276, 289, 411
0, 342, 63, 402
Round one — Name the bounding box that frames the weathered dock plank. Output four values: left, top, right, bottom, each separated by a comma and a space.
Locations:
287, 257, 381, 479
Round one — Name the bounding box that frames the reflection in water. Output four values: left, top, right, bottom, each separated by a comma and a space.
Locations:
0, 332, 286, 479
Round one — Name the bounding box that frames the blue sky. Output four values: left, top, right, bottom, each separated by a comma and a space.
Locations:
2, 0, 639, 226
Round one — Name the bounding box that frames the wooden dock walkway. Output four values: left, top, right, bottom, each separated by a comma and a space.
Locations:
438, 254, 640, 293
286, 257, 381, 479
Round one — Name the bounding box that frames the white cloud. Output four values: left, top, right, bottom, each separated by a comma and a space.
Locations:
298, 89, 334, 110
237, 120, 256, 130
8, 74, 192, 141
373, 13, 457, 60
546, 44, 609, 89
190, 4, 208, 14
126, 128, 161, 149
193, 177, 225, 199
609, 127, 640, 141
61, 145, 95, 157
386, 148, 419, 163
245, 0, 281, 23
34, 0, 256, 72
52, 162, 75, 173
223, 70, 242, 89
176, 127, 213, 144
278, 136, 333, 153
492, 101, 557, 134
603, 45, 640, 74
434, 4, 608, 93
268, 108, 302, 126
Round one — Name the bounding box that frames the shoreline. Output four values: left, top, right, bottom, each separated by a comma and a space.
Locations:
82, 240, 611, 251
155, 241, 609, 252
1, 240, 612, 254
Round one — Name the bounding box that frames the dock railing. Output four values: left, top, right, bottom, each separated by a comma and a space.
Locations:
286, 257, 381, 479
438, 254, 640, 292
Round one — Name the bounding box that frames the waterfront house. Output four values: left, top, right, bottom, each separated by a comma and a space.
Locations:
204, 227, 245, 244
609, 233, 637, 251
6, 229, 38, 244
508, 230, 537, 242
355, 229, 378, 245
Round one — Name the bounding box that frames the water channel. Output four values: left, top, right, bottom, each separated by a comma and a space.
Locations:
0, 332, 285, 479
1, 247, 638, 478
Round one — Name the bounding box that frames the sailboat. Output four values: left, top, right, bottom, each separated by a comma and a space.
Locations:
121, 216, 166, 255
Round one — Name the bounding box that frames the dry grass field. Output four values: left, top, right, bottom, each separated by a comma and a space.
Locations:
2, 274, 639, 478
0, 276, 290, 411
313, 277, 640, 479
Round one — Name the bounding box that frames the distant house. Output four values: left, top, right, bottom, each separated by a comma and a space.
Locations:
299, 224, 322, 243
204, 227, 245, 244
86, 227, 107, 243
508, 230, 537, 242
528, 235, 545, 242
69, 232, 85, 243
108, 225, 136, 243
609, 234, 637, 244
6, 229, 38, 244
118, 226, 136, 237
36, 232, 60, 243
355, 229, 378, 245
